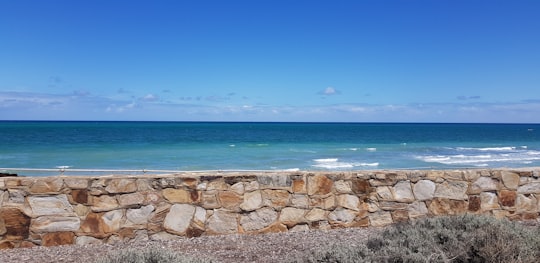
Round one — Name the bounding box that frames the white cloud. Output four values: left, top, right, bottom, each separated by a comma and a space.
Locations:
140, 94, 159, 102
319, 86, 340, 96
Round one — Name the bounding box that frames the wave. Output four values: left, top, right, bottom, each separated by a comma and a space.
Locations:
366, 148, 377, 152
456, 146, 517, 151
55, 166, 71, 169
312, 158, 379, 169
417, 151, 540, 166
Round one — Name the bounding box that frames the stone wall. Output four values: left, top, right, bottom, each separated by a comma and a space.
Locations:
1, 169, 539, 249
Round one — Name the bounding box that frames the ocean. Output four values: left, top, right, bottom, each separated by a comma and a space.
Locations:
1, 121, 539, 176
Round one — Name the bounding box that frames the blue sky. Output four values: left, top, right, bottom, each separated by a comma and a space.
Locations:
1, 0, 539, 122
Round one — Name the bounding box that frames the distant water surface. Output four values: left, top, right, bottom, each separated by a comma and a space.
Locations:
1, 121, 539, 176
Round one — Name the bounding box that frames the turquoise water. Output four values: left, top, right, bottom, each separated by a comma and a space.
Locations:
1, 121, 540, 175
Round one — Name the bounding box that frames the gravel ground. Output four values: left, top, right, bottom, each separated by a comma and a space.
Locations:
0, 227, 383, 263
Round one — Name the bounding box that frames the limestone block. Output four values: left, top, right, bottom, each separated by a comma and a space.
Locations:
197, 182, 207, 191
207, 179, 229, 191
193, 206, 207, 227
408, 201, 428, 218
515, 194, 537, 213
366, 201, 379, 212
91, 195, 119, 212
207, 209, 238, 234
42, 231, 75, 247
262, 190, 290, 208
105, 179, 137, 194
517, 183, 540, 194
182, 178, 198, 189
428, 198, 468, 215
163, 204, 195, 235
163, 188, 197, 203
337, 194, 360, 211
145, 192, 161, 204
328, 208, 357, 225
126, 205, 155, 225
413, 180, 436, 201
463, 170, 481, 181
434, 181, 468, 200
136, 179, 153, 191
30, 216, 80, 233
76, 236, 102, 245
290, 224, 310, 232
469, 177, 499, 194
257, 174, 291, 188
0, 218, 5, 235
369, 211, 393, 227
218, 191, 243, 211
444, 171, 464, 181
118, 192, 145, 207
291, 194, 309, 208
240, 207, 278, 231
244, 181, 260, 192
8, 189, 27, 204
27, 195, 75, 217
230, 182, 245, 195
480, 192, 500, 211
305, 208, 327, 222
0, 190, 7, 207
307, 175, 333, 195
201, 191, 220, 209
240, 190, 263, 211
29, 178, 64, 193
335, 180, 352, 193
501, 171, 520, 190
0, 207, 30, 239
392, 181, 415, 202
492, 209, 509, 219
379, 201, 408, 211
279, 207, 306, 226
376, 186, 394, 201
64, 178, 89, 189
0, 179, 5, 190
499, 190, 516, 207
102, 210, 123, 233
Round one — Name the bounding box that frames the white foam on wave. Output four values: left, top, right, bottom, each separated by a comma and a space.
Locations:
366, 148, 377, 152
55, 166, 71, 169
457, 146, 517, 151
418, 150, 540, 165
312, 158, 379, 169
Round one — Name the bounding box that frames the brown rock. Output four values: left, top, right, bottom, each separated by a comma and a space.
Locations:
41, 232, 75, 247
64, 178, 89, 189
499, 190, 516, 207
480, 192, 500, 211
80, 212, 106, 237
0, 240, 15, 249
468, 195, 481, 212
163, 188, 198, 203
0, 207, 30, 239
368, 211, 393, 227
218, 191, 243, 211
391, 210, 409, 223
258, 223, 288, 234
90, 195, 118, 212
428, 198, 468, 215
262, 190, 290, 208
105, 179, 137, 194
71, 189, 88, 204
307, 175, 333, 195
29, 178, 64, 193
292, 178, 307, 193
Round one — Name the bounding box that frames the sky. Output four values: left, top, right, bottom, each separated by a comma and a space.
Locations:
1, 0, 539, 123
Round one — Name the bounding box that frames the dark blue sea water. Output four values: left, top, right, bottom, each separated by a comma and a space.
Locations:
1, 121, 540, 176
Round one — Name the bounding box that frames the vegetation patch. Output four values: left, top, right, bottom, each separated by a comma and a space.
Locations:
95, 246, 215, 263
293, 214, 540, 263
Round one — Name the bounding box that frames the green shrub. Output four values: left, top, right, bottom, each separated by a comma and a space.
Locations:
94, 246, 214, 263
293, 214, 540, 263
